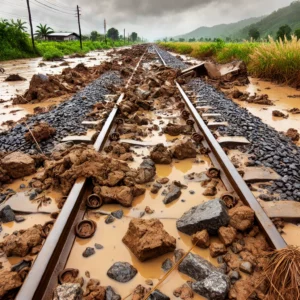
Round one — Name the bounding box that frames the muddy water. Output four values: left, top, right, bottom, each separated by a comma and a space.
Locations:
0, 49, 113, 131
236, 78, 300, 143
66, 103, 228, 298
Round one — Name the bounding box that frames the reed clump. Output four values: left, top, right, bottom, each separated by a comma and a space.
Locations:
262, 246, 300, 300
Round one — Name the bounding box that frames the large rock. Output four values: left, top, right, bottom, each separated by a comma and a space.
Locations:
150, 144, 172, 164
122, 218, 176, 261
176, 199, 229, 235
54, 283, 83, 300
0, 225, 43, 257
192, 273, 229, 300
105, 286, 121, 300
107, 262, 137, 283
99, 186, 134, 207
171, 139, 197, 160
135, 159, 156, 184
0, 270, 23, 299
179, 253, 229, 300
1, 152, 36, 179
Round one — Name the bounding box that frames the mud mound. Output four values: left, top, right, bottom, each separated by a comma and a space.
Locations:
25, 122, 56, 143
5, 74, 26, 81
12, 74, 73, 104
41, 145, 152, 195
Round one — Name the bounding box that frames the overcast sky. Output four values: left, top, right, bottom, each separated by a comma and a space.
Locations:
0, 0, 295, 40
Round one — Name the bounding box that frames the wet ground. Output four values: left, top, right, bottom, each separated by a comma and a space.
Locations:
0, 50, 112, 132
237, 78, 300, 144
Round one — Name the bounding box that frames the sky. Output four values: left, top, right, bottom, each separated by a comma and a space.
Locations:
0, 0, 295, 41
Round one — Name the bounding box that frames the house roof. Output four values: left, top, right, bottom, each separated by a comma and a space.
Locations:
47, 32, 79, 37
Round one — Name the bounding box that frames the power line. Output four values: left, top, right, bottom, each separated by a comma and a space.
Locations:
38, 0, 75, 11
32, 0, 75, 15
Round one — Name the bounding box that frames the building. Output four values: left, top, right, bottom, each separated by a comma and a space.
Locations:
46, 32, 80, 41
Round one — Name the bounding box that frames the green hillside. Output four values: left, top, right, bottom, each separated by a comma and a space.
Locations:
239, 1, 300, 38
175, 17, 263, 40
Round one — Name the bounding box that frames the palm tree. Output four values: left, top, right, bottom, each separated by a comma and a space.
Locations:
35, 24, 54, 40
11, 19, 27, 31
0, 19, 11, 28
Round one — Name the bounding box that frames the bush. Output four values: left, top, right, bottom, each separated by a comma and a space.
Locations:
42, 47, 64, 60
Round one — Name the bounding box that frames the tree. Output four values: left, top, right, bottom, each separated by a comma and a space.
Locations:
248, 27, 260, 40
276, 25, 292, 41
35, 24, 54, 40
90, 31, 99, 41
295, 28, 300, 40
107, 27, 119, 40
131, 32, 138, 42
179, 38, 185, 42
188, 38, 196, 42
11, 19, 27, 31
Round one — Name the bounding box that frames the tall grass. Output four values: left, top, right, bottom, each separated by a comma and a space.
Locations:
249, 36, 300, 86
159, 39, 300, 86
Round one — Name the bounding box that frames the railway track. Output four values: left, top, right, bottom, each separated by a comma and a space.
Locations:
13, 44, 286, 300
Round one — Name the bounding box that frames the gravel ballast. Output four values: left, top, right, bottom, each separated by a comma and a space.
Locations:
0, 71, 121, 154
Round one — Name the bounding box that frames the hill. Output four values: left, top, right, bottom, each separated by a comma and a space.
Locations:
239, 1, 300, 38
175, 16, 263, 40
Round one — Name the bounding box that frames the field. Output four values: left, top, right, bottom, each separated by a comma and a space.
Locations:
159, 37, 300, 87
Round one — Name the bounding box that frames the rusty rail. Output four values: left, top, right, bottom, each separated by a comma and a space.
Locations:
154, 45, 286, 250
16, 50, 147, 300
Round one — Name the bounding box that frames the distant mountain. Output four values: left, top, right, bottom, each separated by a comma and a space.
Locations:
175, 17, 264, 40
238, 1, 300, 38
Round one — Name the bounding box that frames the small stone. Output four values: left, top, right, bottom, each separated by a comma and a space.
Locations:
105, 215, 115, 224
19, 184, 26, 189
163, 182, 182, 204
82, 247, 95, 258
157, 177, 169, 184
107, 262, 137, 283
209, 242, 227, 258
229, 270, 240, 283
145, 279, 153, 286
145, 206, 154, 214
161, 258, 173, 272
29, 191, 37, 200
54, 283, 83, 300
95, 243, 103, 250
239, 261, 253, 274
173, 284, 194, 299
151, 182, 162, 194
15, 216, 25, 223
0, 205, 15, 223
105, 286, 121, 300
192, 230, 210, 248
230, 242, 243, 254
149, 290, 170, 300
174, 249, 186, 262
111, 210, 123, 219
218, 226, 237, 246
85, 271, 90, 278
189, 190, 195, 195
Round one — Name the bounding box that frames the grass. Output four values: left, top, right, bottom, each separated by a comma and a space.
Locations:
37, 40, 132, 60
159, 38, 300, 87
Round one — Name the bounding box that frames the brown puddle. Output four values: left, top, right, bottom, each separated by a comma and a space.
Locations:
236, 78, 300, 145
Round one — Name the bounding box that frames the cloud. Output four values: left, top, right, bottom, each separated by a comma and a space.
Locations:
0, 0, 294, 41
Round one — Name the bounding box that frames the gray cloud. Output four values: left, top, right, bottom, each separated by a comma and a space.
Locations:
0, 0, 294, 41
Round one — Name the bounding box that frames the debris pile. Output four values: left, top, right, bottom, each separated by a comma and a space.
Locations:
231, 89, 274, 105
25, 122, 56, 143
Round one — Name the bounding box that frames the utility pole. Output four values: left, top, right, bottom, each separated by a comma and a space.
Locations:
77, 5, 82, 50
26, 0, 35, 52
104, 19, 107, 44
128, 33, 129, 44
124, 28, 125, 45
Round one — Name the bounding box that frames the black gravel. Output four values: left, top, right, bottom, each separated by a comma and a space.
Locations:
154, 45, 187, 70
0, 71, 121, 155
156, 46, 300, 201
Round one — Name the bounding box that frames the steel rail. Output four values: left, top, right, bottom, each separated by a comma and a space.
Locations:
16, 50, 147, 300
154, 45, 286, 249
